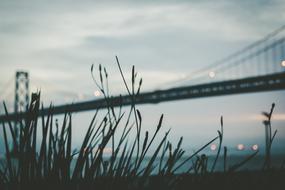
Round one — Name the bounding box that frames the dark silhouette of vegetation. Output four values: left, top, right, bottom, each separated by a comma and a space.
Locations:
0, 57, 284, 190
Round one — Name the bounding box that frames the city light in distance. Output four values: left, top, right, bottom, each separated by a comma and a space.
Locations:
251, 144, 259, 151
237, 144, 245, 151
281, 60, 285, 67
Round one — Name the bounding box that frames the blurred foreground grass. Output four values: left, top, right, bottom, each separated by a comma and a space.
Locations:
0, 58, 284, 190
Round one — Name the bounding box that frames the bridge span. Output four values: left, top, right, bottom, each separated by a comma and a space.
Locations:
1, 72, 284, 122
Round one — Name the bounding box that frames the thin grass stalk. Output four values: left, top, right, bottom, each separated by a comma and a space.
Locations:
223, 146, 227, 173
229, 151, 259, 172
172, 135, 219, 173
72, 112, 97, 179
262, 103, 276, 170
135, 114, 164, 173
2, 122, 14, 181
141, 130, 170, 178
211, 116, 224, 172
3, 103, 18, 156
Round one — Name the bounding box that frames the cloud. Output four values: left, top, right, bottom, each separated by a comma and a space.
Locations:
0, 0, 285, 105
1, 0, 284, 54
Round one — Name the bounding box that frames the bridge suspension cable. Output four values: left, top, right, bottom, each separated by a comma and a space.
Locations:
163, 24, 285, 88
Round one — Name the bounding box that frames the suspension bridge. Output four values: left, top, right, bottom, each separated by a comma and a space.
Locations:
1, 25, 285, 122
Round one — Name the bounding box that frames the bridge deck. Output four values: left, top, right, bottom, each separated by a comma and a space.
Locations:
1, 72, 285, 122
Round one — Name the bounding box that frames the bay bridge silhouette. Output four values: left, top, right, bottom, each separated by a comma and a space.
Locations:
1, 25, 285, 122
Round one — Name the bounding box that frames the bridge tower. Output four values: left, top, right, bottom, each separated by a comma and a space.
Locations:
14, 71, 29, 113
12, 71, 29, 156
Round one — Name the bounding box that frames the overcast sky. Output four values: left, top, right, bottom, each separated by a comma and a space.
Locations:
1, 0, 285, 154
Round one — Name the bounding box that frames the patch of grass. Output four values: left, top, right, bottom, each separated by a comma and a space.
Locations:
0, 57, 284, 190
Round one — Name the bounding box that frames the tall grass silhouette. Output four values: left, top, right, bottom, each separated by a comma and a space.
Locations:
0, 57, 284, 190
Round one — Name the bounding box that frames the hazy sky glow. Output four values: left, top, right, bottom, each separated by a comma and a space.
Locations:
0, 0, 285, 154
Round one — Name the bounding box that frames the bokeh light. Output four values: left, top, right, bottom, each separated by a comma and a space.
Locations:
251, 144, 259, 151
208, 71, 216, 78
94, 90, 101, 97
210, 144, 217, 151
237, 144, 245, 151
